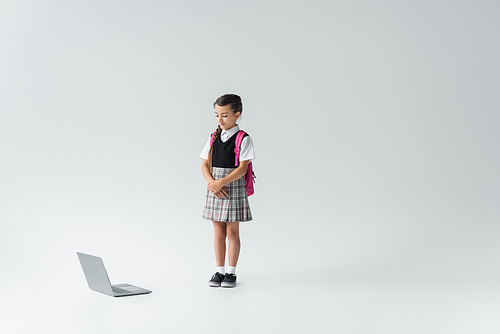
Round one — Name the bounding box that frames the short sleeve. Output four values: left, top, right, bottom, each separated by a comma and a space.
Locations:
239, 136, 255, 162
199, 134, 212, 160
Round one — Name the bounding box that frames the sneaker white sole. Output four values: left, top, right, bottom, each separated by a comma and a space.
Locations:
221, 282, 236, 288
208, 282, 221, 287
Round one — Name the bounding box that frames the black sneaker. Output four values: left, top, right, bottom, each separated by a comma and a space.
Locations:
221, 273, 237, 288
208, 272, 225, 287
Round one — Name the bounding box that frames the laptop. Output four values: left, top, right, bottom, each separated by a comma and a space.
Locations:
77, 252, 152, 297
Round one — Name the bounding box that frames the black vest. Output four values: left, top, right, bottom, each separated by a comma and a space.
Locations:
212, 131, 249, 168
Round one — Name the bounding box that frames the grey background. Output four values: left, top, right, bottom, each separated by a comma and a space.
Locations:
1, 0, 499, 333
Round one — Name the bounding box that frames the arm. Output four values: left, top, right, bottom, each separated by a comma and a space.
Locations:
219, 160, 249, 186
202, 159, 228, 198
207, 160, 249, 194
201, 159, 214, 183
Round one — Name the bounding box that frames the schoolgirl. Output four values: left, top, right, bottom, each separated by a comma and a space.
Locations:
199, 94, 255, 288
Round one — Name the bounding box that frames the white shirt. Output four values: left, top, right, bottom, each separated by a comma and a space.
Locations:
199, 125, 255, 162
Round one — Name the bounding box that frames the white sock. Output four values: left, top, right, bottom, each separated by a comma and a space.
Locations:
217, 266, 225, 274
227, 266, 236, 275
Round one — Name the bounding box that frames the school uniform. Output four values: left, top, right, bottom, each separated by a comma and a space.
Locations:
199, 125, 255, 222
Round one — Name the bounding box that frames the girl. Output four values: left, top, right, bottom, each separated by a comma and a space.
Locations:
199, 94, 255, 288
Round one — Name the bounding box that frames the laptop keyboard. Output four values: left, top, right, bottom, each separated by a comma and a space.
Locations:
112, 287, 130, 295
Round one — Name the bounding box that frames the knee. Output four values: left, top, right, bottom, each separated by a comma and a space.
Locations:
227, 230, 240, 241
214, 233, 226, 242
213, 222, 226, 238
214, 229, 226, 240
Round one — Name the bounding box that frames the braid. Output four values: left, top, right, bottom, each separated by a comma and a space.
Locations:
207, 125, 222, 174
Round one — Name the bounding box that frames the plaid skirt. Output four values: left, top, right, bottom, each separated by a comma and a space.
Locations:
202, 167, 252, 222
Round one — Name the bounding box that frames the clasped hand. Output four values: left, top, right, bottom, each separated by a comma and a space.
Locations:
208, 180, 228, 198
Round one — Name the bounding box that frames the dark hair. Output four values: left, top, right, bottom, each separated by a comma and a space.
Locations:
207, 94, 243, 174
213, 94, 243, 114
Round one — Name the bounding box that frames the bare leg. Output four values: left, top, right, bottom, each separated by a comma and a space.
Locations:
226, 222, 240, 267
213, 221, 227, 267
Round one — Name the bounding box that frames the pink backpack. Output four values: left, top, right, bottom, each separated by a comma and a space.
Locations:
210, 130, 255, 196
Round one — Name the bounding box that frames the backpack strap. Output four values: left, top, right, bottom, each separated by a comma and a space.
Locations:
234, 130, 246, 167
210, 131, 216, 146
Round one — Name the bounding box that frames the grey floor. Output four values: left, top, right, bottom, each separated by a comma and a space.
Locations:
17, 282, 500, 333
2, 212, 500, 334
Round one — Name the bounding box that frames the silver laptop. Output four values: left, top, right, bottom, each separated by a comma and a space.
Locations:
77, 252, 152, 297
